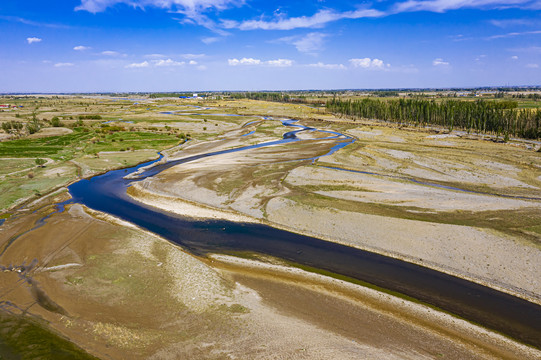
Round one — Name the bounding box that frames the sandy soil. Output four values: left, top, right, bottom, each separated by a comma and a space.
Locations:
285, 166, 541, 212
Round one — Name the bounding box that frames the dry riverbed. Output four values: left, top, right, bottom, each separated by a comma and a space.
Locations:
0, 198, 538, 359
130, 116, 541, 305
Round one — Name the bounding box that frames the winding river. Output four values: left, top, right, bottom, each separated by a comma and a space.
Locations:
57, 117, 541, 348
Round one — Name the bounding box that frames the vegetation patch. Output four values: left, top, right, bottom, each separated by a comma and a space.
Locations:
0, 312, 98, 360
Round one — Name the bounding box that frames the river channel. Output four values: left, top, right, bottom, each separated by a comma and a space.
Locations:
63, 117, 541, 348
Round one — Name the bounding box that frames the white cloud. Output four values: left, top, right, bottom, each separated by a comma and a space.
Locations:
144, 53, 167, 59
1, 15, 70, 29
267, 59, 293, 67
125, 61, 150, 68
74, 0, 541, 37
201, 36, 220, 44
223, 8, 384, 31
432, 58, 450, 66
392, 0, 537, 14
349, 58, 388, 69
276, 32, 327, 54
144, 53, 205, 60
490, 18, 536, 28
228, 58, 293, 67
54, 62, 74, 67
487, 29, 541, 39
508, 46, 541, 53
154, 58, 185, 66
526, 63, 539, 68
26, 37, 42, 44
102, 50, 126, 56
511, 55, 519, 59
76, 0, 242, 13
308, 62, 346, 70
181, 53, 206, 59
126, 58, 191, 68
74, 45, 90, 51
228, 57, 261, 66
189, 60, 198, 65
76, 0, 242, 33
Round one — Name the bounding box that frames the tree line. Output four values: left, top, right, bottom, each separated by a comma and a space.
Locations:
326, 98, 541, 139
227, 92, 321, 104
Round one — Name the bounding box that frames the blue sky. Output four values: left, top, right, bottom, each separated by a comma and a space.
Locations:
1, 0, 540, 92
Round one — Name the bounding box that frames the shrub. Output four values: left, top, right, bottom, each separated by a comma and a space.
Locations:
26, 119, 41, 134
51, 117, 62, 127
2, 121, 23, 134
78, 114, 102, 120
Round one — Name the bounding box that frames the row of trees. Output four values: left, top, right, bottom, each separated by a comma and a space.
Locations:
228, 92, 293, 102
227, 92, 322, 104
326, 98, 541, 139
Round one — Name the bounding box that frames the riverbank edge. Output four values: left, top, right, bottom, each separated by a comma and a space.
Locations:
127, 183, 541, 307
208, 253, 541, 359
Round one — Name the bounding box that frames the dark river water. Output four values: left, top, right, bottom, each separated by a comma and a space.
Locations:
63, 119, 541, 348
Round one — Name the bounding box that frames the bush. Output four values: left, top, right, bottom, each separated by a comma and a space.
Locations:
2, 121, 24, 134
99, 125, 124, 133
78, 114, 102, 120
51, 117, 62, 127
26, 119, 41, 134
